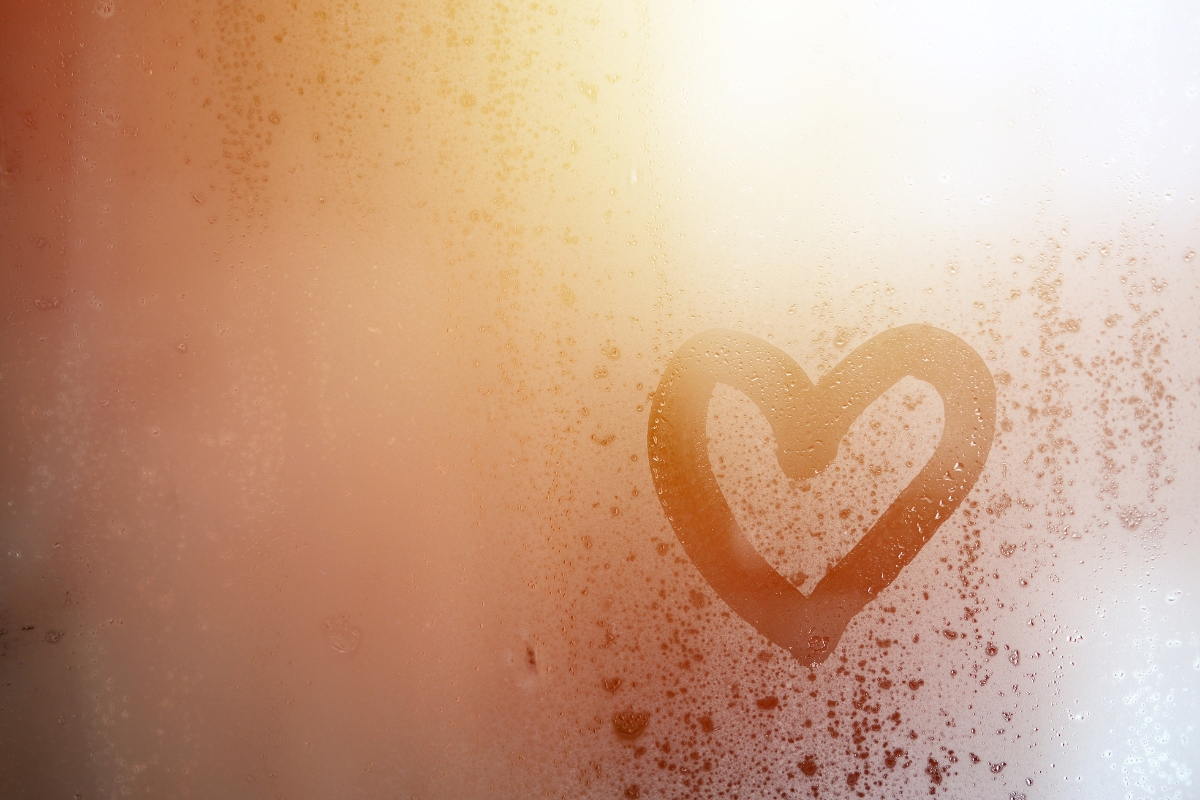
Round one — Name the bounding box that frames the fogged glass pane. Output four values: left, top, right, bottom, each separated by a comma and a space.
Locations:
2, 1, 1197, 798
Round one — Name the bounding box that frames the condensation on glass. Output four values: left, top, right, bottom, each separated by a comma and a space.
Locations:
1, 2, 1197, 799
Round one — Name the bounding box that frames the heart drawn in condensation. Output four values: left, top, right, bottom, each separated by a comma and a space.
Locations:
647, 325, 996, 665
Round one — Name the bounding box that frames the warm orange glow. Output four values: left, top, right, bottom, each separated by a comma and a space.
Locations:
2, 1, 1197, 798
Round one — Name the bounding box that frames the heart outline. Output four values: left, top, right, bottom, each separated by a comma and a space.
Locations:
647, 325, 996, 665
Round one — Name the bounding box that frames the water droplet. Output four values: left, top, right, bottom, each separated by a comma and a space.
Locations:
612, 709, 649, 738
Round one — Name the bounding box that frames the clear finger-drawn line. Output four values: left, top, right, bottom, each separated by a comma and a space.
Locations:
647, 326, 996, 665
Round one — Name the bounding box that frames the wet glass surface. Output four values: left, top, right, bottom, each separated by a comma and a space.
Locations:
2, 2, 1198, 798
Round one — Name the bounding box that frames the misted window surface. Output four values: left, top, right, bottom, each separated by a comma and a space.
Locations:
2, 2, 1197, 799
